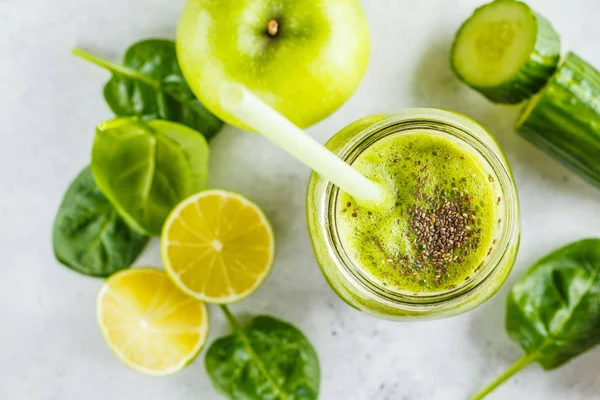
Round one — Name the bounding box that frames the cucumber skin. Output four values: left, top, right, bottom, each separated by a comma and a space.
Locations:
451, 1, 561, 104
516, 52, 600, 188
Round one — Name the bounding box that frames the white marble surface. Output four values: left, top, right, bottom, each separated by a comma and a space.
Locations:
2, 0, 600, 399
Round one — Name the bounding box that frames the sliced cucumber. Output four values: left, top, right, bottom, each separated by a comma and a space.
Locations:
451, 0, 560, 104
516, 52, 600, 188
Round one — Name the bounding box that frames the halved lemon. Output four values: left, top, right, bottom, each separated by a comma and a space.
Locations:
97, 268, 209, 376
162, 189, 275, 303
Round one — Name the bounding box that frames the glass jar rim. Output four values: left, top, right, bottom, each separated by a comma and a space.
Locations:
321, 108, 519, 309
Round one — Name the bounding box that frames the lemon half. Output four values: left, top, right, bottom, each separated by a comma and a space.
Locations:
162, 189, 275, 304
97, 268, 209, 375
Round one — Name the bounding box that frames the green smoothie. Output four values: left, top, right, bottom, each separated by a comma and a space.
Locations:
336, 130, 500, 294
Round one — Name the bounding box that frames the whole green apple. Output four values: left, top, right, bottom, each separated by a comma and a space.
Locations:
177, 0, 370, 129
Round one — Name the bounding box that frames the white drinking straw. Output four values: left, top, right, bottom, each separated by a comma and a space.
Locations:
221, 84, 392, 209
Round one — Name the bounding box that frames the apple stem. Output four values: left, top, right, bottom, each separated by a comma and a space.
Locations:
220, 84, 393, 210
267, 20, 279, 37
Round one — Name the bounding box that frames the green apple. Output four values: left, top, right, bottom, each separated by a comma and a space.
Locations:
176, 0, 370, 129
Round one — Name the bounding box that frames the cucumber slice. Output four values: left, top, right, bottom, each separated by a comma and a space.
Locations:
451, 0, 560, 104
516, 52, 600, 188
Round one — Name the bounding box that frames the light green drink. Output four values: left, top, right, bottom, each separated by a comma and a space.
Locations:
306, 109, 520, 319
337, 131, 498, 293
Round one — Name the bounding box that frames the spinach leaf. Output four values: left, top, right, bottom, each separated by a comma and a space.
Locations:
91, 118, 209, 236
52, 167, 148, 277
472, 239, 600, 399
206, 306, 320, 400
73, 40, 223, 140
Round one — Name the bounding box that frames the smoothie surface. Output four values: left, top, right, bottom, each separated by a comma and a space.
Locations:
336, 130, 499, 293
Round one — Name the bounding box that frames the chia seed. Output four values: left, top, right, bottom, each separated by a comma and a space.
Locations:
403, 171, 483, 286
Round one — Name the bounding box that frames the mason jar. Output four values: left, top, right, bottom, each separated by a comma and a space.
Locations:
306, 108, 520, 320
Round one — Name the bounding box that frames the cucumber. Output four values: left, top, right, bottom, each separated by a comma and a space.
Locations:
451, 0, 560, 104
516, 52, 600, 188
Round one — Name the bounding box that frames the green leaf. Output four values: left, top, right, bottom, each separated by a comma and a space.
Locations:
471, 238, 600, 399
91, 118, 209, 236
506, 238, 600, 369
52, 167, 148, 277
206, 306, 320, 400
73, 40, 223, 140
